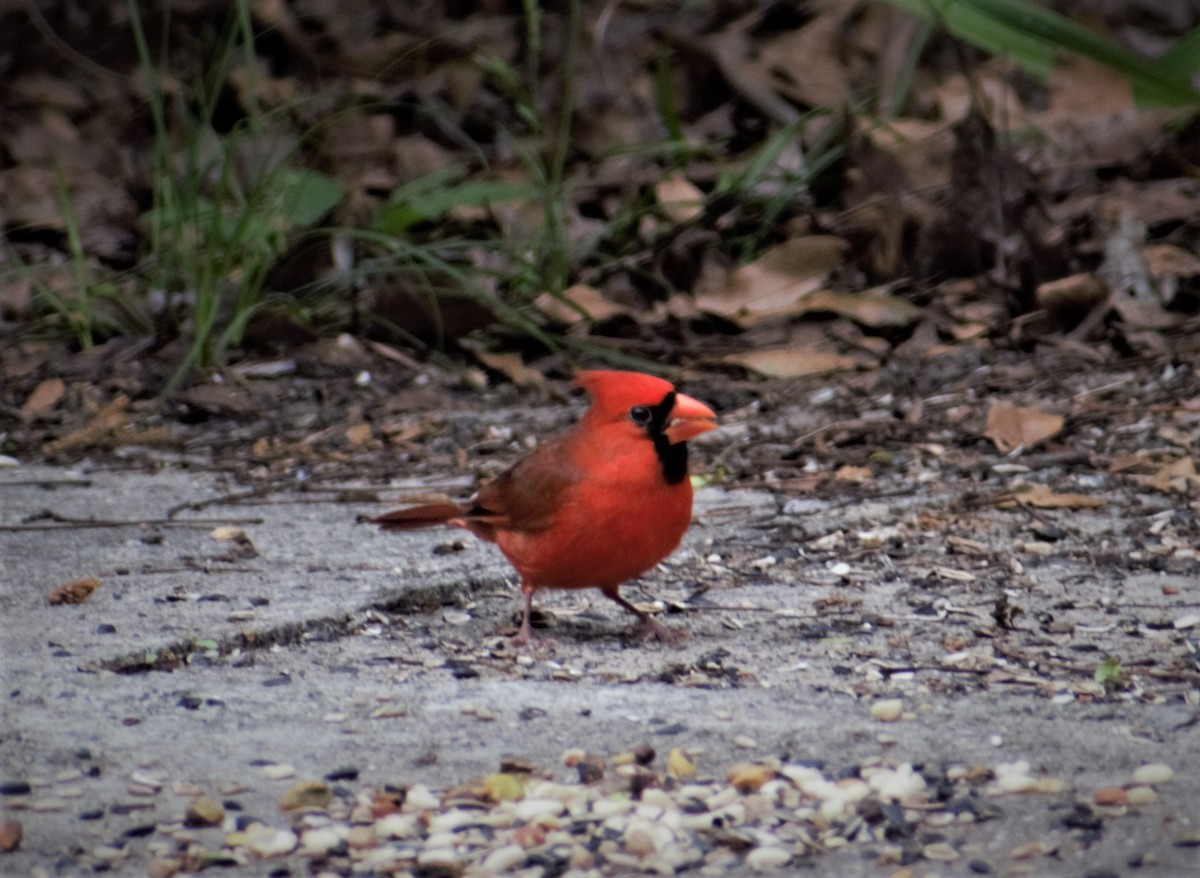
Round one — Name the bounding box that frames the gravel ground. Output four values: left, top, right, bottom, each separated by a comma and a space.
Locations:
2, 438, 1199, 877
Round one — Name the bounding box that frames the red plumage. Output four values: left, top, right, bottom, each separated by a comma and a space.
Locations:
372, 370, 717, 643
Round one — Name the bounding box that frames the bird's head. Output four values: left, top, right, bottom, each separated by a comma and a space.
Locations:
576, 371, 716, 484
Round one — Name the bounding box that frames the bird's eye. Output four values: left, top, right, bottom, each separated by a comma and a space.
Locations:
629, 405, 652, 426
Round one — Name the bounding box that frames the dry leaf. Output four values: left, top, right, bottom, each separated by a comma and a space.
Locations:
724, 347, 857, 378
344, 422, 374, 448
800, 288, 922, 328
472, 350, 545, 388
48, 577, 100, 605
535, 285, 631, 325
985, 402, 1064, 453
1141, 457, 1200, 494
1035, 273, 1109, 315
654, 172, 705, 224
695, 236, 849, 326
997, 483, 1104, 509
834, 465, 872, 483
20, 378, 65, 416
43, 394, 130, 455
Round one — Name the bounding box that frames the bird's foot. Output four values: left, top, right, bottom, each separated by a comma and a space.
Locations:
510, 622, 557, 655
634, 616, 689, 647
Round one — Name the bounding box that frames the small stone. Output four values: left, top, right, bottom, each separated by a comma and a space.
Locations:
870, 699, 904, 722
968, 860, 993, 874
1131, 763, 1173, 785
184, 796, 225, 827
0, 819, 21, 852
0, 782, 31, 797
279, 780, 331, 811
1093, 787, 1127, 806
746, 846, 791, 871
733, 735, 758, 750
260, 764, 296, 781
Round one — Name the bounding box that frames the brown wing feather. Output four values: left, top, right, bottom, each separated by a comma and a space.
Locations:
372, 502, 464, 531
468, 436, 579, 533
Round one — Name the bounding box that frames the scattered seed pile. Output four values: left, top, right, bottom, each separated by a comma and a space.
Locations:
2, 746, 1189, 876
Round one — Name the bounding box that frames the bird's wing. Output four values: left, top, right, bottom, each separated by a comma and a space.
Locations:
465, 436, 580, 533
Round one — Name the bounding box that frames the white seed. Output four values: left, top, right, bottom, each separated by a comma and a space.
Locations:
1126, 786, 1158, 805
746, 846, 792, 871
1132, 763, 1173, 785
870, 699, 904, 722
480, 844, 526, 874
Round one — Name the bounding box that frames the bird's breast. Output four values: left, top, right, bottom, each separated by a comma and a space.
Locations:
496, 476, 693, 590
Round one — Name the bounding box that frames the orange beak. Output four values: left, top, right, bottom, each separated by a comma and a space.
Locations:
664, 392, 717, 444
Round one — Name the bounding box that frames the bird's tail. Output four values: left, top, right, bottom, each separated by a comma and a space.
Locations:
372, 503, 465, 531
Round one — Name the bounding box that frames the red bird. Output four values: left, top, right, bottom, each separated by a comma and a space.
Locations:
373, 371, 717, 644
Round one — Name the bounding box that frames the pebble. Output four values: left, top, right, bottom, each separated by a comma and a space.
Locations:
0, 782, 31, 796
870, 699, 904, 722
1131, 763, 1173, 785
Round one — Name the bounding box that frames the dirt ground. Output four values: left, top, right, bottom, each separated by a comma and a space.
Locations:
3, 352, 1200, 877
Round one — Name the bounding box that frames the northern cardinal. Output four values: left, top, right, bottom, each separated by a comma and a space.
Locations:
373, 370, 717, 644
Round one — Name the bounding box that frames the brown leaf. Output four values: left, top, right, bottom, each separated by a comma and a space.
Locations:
654, 172, 705, 224
472, 351, 545, 388
724, 347, 857, 378
20, 378, 65, 417
984, 402, 1064, 453
1140, 457, 1200, 494
43, 394, 130, 456
997, 483, 1104, 509
800, 288, 922, 328
48, 577, 101, 605
1035, 273, 1109, 315
535, 285, 631, 325
834, 465, 872, 483
695, 236, 849, 326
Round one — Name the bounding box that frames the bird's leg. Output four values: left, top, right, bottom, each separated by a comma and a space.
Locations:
512, 581, 537, 646
601, 586, 687, 646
